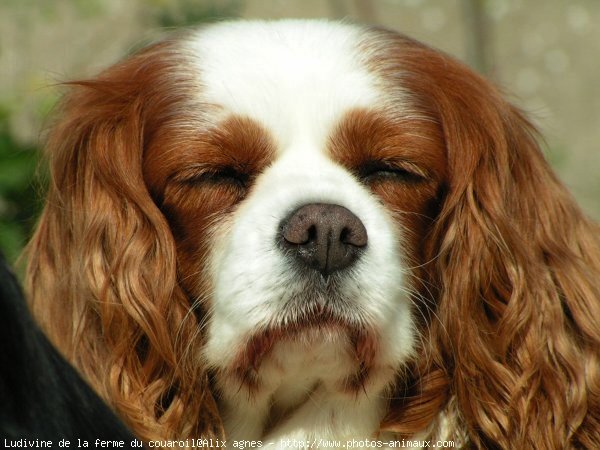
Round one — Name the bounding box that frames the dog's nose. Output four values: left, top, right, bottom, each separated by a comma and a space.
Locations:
280, 203, 368, 276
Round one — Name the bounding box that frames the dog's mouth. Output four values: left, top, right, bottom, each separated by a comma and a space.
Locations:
227, 298, 379, 391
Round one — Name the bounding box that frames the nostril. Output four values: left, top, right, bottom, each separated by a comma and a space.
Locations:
340, 221, 368, 248
340, 227, 350, 244
307, 224, 317, 242
282, 217, 312, 245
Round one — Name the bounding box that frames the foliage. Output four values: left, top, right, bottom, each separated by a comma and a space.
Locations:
0, 106, 43, 264
153, 0, 242, 28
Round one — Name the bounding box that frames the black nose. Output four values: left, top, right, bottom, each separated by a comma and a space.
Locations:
280, 203, 368, 276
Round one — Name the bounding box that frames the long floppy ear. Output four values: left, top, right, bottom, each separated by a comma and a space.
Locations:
380, 36, 600, 448
25, 40, 223, 440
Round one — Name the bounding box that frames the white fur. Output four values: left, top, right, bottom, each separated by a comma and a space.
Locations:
184, 20, 415, 447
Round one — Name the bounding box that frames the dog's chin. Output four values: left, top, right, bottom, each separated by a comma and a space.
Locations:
225, 288, 380, 391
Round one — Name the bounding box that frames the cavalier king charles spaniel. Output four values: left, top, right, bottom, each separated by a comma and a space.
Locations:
25, 20, 599, 448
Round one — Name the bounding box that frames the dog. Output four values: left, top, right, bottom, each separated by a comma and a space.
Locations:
25, 20, 600, 448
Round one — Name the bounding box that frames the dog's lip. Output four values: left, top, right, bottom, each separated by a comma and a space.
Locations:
227, 305, 379, 389
240, 308, 351, 368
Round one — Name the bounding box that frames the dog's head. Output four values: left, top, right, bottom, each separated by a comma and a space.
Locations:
26, 20, 600, 447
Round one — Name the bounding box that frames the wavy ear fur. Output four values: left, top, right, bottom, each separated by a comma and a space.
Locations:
25, 40, 223, 440
379, 35, 600, 448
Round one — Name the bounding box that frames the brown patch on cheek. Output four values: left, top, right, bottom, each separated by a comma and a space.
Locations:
143, 115, 276, 297
328, 108, 447, 299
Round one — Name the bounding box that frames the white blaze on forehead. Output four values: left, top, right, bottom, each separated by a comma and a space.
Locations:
186, 19, 381, 152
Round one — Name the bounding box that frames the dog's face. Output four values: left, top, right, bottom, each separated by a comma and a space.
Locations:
142, 23, 447, 428
27, 19, 600, 447
136, 21, 455, 439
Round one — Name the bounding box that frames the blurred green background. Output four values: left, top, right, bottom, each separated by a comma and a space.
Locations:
1, 0, 599, 265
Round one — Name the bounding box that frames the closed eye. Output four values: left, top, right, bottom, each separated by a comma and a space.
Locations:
358, 160, 427, 184
174, 166, 250, 190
